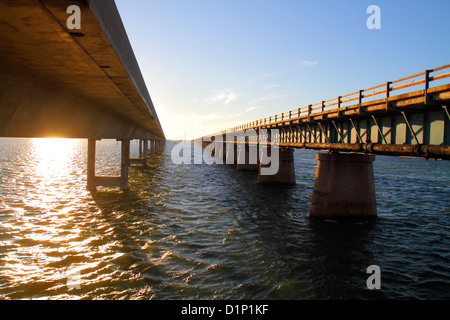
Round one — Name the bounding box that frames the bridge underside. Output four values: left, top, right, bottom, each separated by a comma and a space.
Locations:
0, 0, 164, 140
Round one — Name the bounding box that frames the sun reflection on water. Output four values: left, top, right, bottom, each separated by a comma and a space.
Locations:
21, 138, 81, 213
32, 138, 77, 178
0, 138, 94, 299
0, 138, 132, 299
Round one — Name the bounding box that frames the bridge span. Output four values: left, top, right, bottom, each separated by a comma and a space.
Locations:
200, 64, 450, 219
0, 0, 165, 191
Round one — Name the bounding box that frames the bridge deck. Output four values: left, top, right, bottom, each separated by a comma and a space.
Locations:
0, 0, 164, 140
232, 65, 450, 131
203, 65, 450, 160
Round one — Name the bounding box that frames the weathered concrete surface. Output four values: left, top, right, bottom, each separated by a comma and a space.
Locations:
0, 0, 164, 140
309, 153, 377, 218
257, 147, 295, 184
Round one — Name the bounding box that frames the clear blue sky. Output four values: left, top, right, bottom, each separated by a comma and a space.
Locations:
115, 0, 450, 140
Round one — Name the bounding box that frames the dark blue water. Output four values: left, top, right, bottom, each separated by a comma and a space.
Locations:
0, 138, 449, 299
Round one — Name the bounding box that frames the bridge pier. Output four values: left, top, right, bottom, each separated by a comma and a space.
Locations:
144, 140, 150, 159
138, 139, 143, 157
120, 139, 131, 191
237, 143, 259, 171
226, 143, 238, 164
142, 139, 149, 158
86, 138, 97, 191
87, 138, 131, 192
257, 147, 296, 184
131, 139, 149, 167
151, 140, 157, 155
309, 153, 377, 219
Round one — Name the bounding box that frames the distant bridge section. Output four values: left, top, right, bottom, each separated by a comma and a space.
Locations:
200, 64, 450, 218
0, 0, 164, 140
204, 64, 450, 160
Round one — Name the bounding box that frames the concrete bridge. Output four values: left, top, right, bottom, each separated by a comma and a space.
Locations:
200, 64, 450, 219
0, 0, 165, 191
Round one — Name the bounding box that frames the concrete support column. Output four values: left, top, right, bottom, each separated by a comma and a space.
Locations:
130, 139, 148, 166
237, 143, 259, 171
120, 139, 130, 191
257, 147, 295, 184
143, 139, 148, 167
87, 138, 97, 191
86, 138, 130, 192
150, 140, 155, 155
309, 153, 377, 218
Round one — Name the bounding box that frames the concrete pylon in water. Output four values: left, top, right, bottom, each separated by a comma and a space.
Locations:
309, 153, 377, 218
257, 147, 295, 184
236, 143, 259, 171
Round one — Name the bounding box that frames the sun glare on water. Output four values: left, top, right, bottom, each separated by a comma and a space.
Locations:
32, 138, 77, 176
0, 138, 94, 299
27, 138, 82, 210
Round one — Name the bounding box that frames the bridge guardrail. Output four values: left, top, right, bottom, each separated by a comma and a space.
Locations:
231, 64, 450, 132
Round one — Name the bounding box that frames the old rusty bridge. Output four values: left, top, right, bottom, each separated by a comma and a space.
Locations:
200, 64, 450, 218
0, 0, 165, 191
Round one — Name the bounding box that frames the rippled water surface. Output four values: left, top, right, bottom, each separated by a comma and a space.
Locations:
0, 138, 449, 299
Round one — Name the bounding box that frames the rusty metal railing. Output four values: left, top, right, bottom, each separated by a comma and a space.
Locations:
231, 64, 450, 132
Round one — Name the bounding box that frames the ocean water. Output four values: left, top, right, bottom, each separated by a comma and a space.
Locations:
0, 138, 449, 300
